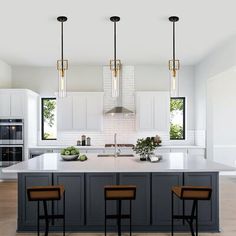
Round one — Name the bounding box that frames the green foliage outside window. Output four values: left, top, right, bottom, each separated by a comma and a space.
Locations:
42, 98, 57, 140
170, 98, 185, 140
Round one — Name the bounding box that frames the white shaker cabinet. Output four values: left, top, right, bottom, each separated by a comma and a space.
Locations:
0, 90, 25, 117
86, 94, 103, 131
0, 93, 10, 116
73, 94, 86, 130
136, 91, 170, 131
57, 92, 103, 131
57, 95, 73, 131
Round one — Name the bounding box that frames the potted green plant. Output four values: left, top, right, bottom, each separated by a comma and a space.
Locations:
133, 137, 159, 161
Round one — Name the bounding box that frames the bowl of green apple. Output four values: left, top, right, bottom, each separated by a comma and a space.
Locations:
60, 146, 80, 161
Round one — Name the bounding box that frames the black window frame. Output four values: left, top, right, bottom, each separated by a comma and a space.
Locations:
170, 97, 186, 140
41, 97, 57, 140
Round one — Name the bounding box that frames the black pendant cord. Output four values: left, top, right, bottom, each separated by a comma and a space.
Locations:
114, 21, 117, 73
61, 21, 64, 71
173, 21, 175, 70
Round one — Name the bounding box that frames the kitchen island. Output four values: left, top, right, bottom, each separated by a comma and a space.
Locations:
3, 153, 234, 233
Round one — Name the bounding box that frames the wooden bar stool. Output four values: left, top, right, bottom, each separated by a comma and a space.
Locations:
171, 186, 212, 236
27, 185, 65, 236
104, 185, 136, 236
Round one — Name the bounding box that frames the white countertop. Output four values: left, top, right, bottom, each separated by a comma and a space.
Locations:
3, 153, 233, 173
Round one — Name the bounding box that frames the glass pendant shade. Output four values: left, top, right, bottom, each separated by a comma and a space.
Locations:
110, 59, 121, 98
169, 59, 180, 97
57, 59, 68, 98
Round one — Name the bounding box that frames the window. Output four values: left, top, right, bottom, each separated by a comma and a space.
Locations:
170, 97, 185, 140
41, 98, 57, 140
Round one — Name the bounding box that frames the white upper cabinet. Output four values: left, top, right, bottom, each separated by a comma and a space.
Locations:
57, 92, 103, 131
0, 90, 25, 117
153, 92, 170, 131
73, 94, 86, 130
86, 94, 103, 131
136, 91, 170, 131
57, 95, 73, 131
0, 93, 11, 116
136, 93, 153, 130
11, 92, 25, 117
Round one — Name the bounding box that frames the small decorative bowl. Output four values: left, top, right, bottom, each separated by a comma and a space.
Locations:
61, 155, 79, 161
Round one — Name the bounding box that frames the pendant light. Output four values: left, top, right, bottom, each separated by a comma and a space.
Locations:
57, 16, 68, 98
169, 16, 180, 97
110, 16, 121, 98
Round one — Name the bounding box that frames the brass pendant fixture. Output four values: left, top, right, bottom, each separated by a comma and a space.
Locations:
57, 16, 68, 98
110, 16, 121, 98
169, 16, 180, 97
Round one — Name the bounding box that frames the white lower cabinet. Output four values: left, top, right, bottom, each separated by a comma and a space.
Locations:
57, 92, 103, 131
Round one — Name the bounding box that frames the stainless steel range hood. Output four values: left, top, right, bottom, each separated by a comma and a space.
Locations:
105, 106, 133, 114
105, 70, 134, 115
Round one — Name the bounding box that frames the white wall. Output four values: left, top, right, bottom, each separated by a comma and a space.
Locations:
12, 65, 103, 95
195, 34, 236, 131
0, 60, 12, 88
207, 68, 236, 166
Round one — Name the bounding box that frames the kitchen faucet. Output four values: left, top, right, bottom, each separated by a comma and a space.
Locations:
114, 133, 121, 157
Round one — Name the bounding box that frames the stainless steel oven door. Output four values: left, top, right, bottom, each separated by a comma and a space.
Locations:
0, 123, 24, 144
0, 145, 23, 167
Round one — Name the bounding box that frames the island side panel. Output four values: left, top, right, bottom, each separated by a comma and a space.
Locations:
86, 173, 117, 226
184, 172, 219, 232
152, 172, 183, 229
18, 173, 53, 231
119, 173, 151, 226
53, 173, 84, 229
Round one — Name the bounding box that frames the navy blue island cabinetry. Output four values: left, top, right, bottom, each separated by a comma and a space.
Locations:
17, 171, 219, 233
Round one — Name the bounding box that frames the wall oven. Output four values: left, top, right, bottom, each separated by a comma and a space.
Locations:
0, 119, 24, 167
0, 145, 23, 167
0, 119, 24, 144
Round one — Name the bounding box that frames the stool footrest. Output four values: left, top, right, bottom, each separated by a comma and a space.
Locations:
106, 214, 131, 219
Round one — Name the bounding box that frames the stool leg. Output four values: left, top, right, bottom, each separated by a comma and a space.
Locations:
43, 200, 49, 236
117, 200, 122, 236
171, 191, 174, 236
189, 200, 197, 236
37, 201, 40, 236
104, 199, 107, 236
63, 192, 65, 236
196, 200, 198, 236
130, 200, 132, 236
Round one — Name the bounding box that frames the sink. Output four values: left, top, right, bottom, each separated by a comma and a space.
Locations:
97, 154, 134, 157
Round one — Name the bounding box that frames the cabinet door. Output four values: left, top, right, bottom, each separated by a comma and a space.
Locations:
57, 96, 73, 130
87, 94, 103, 131
0, 93, 10, 116
152, 173, 183, 227
184, 172, 219, 231
119, 173, 150, 226
136, 93, 153, 130
154, 92, 170, 131
11, 92, 24, 117
86, 173, 117, 226
54, 173, 84, 228
73, 94, 86, 130
18, 173, 52, 230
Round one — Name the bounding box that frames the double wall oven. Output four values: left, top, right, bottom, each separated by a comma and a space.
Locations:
0, 119, 24, 167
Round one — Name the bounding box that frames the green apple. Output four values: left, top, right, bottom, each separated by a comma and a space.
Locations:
64, 150, 70, 155
79, 154, 88, 161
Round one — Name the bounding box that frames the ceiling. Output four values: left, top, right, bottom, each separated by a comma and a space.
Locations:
0, 0, 236, 66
